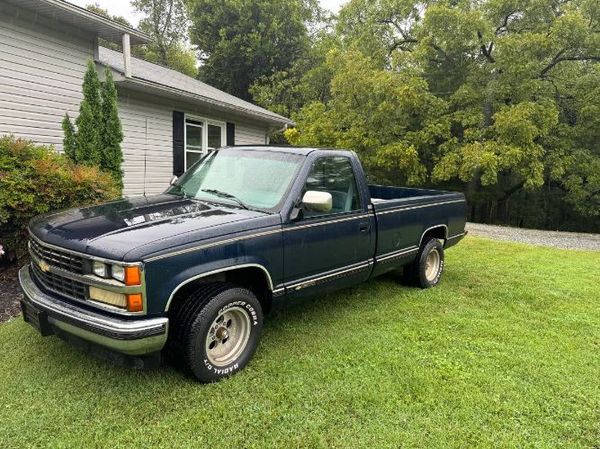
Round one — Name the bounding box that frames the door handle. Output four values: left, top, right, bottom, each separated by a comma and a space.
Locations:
359, 222, 370, 232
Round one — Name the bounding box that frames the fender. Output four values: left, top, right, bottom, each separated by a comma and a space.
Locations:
419, 224, 448, 248
163, 261, 274, 311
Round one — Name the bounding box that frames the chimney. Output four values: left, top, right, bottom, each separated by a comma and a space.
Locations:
122, 33, 132, 78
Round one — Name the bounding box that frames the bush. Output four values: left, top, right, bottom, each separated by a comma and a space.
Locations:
0, 136, 120, 257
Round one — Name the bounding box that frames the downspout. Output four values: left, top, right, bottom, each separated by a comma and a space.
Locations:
122, 33, 132, 78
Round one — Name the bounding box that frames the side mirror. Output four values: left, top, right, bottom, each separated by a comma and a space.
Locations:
302, 190, 332, 213
170, 175, 179, 186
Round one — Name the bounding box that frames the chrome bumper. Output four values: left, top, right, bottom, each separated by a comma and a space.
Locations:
19, 266, 168, 356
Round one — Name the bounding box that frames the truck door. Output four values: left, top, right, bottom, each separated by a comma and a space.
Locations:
282, 155, 375, 295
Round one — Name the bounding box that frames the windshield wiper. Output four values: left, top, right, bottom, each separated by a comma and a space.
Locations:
201, 189, 250, 210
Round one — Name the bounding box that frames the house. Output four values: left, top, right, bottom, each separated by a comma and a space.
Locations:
0, 0, 293, 196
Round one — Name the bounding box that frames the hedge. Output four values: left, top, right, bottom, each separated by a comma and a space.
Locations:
0, 136, 120, 257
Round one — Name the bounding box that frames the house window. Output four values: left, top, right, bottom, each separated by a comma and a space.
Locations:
185, 115, 226, 170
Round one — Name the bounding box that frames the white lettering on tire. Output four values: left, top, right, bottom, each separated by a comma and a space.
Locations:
203, 359, 240, 374
218, 300, 258, 326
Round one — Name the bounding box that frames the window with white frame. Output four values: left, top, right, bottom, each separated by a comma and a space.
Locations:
184, 115, 226, 170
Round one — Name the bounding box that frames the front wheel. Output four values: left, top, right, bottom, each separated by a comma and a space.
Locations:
403, 238, 445, 288
168, 283, 263, 382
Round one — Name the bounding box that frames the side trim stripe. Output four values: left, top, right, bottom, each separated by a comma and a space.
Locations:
145, 213, 372, 262
283, 213, 371, 232
145, 228, 281, 262
376, 246, 419, 262
286, 260, 373, 291
376, 199, 465, 215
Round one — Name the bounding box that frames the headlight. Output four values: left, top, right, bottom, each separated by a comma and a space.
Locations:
92, 261, 108, 278
112, 264, 142, 286
111, 264, 125, 282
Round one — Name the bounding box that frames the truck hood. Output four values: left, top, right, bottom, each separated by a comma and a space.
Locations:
29, 194, 271, 261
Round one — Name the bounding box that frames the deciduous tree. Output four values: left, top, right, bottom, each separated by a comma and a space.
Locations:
282, 0, 600, 229
188, 0, 318, 99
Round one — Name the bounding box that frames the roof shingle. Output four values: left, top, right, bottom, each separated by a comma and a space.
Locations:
98, 47, 292, 126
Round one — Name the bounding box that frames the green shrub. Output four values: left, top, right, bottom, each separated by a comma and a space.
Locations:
0, 136, 120, 257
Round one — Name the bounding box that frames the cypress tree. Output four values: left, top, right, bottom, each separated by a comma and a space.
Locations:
61, 113, 77, 162
75, 60, 102, 165
100, 69, 124, 190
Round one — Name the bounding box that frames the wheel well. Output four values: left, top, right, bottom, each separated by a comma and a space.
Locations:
168, 267, 273, 315
420, 226, 447, 247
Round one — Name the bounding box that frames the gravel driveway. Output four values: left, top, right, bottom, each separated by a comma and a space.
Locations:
466, 222, 600, 251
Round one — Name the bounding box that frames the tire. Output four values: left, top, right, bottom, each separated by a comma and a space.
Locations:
168, 282, 263, 383
403, 238, 445, 288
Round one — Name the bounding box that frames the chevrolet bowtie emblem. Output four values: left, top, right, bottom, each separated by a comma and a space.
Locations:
38, 260, 50, 273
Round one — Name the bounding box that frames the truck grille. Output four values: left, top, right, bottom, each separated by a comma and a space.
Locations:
31, 261, 87, 301
29, 238, 84, 274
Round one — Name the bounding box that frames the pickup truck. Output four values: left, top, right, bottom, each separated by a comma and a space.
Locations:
20, 146, 466, 382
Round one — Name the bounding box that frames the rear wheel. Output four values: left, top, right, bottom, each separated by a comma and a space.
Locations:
168, 283, 263, 382
403, 238, 445, 288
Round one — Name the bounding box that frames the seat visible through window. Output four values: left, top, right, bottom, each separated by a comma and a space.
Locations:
303, 156, 360, 216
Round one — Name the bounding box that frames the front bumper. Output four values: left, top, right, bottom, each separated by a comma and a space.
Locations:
19, 266, 168, 357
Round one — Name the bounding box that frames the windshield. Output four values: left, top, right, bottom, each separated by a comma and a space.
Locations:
167, 149, 304, 211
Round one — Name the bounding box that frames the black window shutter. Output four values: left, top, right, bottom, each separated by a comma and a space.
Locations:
226, 122, 235, 146
173, 111, 185, 175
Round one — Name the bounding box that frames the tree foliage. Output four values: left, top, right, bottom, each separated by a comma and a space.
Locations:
188, 0, 319, 100
100, 69, 124, 188
74, 61, 102, 166
263, 0, 600, 230
0, 136, 119, 256
62, 63, 124, 193
133, 0, 198, 76
86, 2, 197, 77
61, 113, 76, 162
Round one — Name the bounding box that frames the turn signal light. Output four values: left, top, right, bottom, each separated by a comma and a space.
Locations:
124, 266, 142, 286
126, 293, 143, 312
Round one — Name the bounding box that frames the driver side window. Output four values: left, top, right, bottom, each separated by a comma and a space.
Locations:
302, 156, 360, 218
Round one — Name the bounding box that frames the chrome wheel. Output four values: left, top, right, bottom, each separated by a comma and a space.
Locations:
424, 248, 441, 281
205, 306, 251, 367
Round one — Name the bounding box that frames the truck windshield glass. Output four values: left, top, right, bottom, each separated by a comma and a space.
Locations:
167, 149, 303, 210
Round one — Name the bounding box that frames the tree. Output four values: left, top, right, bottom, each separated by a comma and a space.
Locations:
285, 49, 449, 186
282, 0, 600, 230
188, 0, 317, 100
61, 113, 76, 161
249, 31, 337, 118
62, 63, 125, 193
100, 69, 124, 188
75, 60, 103, 165
86, 2, 197, 77
85, 3, 136, 52
132, 0, 198, 77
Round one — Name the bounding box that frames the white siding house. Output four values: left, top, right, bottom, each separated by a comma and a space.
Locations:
0, 0, 293, 196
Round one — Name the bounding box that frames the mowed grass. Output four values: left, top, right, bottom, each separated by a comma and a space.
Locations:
1, 237, 599, 448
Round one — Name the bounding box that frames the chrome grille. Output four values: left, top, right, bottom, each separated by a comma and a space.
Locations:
31, 261, 87, 301
29, 238, 84, 274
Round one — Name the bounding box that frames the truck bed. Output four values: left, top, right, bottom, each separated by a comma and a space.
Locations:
368, 184, 467, 270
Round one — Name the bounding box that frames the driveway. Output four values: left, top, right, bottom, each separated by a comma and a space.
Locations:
466, 222, 600, 251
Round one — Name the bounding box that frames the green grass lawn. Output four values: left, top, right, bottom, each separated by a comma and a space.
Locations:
1, 236, 599, 448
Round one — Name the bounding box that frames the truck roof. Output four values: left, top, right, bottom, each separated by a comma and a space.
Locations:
223, 145, 346, 156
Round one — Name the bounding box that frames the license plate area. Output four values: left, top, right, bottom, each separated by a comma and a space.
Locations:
21, 301, 54, 336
